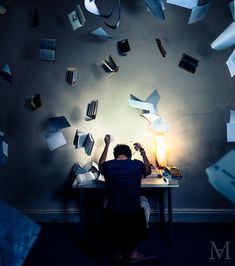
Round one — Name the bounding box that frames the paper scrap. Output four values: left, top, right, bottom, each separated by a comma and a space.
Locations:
188, 3, 211, 24
166, 0, 198, 9
90, 27, 111, 38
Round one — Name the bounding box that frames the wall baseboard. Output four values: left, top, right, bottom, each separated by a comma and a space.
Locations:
22, 208, 235, 223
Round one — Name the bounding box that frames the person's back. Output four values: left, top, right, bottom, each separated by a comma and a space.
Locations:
100, 158, 145, 212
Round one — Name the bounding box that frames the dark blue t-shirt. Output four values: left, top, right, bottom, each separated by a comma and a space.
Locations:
100, 159, 146, 212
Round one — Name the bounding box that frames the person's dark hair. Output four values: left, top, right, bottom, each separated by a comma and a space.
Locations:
113, 144, 132, 159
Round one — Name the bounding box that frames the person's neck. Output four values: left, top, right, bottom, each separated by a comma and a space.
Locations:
116, 155, 129, 160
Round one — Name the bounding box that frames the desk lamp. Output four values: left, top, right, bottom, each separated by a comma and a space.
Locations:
155, 135, 167, 168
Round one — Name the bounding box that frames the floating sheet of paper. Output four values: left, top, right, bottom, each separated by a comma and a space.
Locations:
206, 149, 235, 205
150, 117, 170, 133
128, 90, 160, 113
227, 123, 235, 141
166, 0, 198, 9
0, 64, 13, 84
229, 1, 235, 21
145, 0, 165, 20
188, 3, 211, 24
0, 200, 40, 266
226, 48, 235, 77
229, 109, 235, 123
226, 109, 235, 141
211, 22, 235, 50
48, 116, 71, 131
90, 27, 111, 38
44, 129, 67, 151
128, 90, 170, 133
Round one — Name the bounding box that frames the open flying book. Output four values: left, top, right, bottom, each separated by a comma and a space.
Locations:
73, 130, 95, 155
68, 4, 86, 31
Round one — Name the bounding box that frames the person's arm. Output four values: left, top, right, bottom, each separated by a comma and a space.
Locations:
98, 135, 111, 169
133, 143, 151, 176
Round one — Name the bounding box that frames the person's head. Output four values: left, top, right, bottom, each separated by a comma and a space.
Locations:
113, 144, 132, 159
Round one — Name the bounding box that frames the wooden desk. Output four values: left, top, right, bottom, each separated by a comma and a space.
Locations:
73, 177, 179, 246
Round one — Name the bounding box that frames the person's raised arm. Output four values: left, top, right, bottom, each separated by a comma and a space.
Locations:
98, 135, 111, 169
133, 143, 152, 176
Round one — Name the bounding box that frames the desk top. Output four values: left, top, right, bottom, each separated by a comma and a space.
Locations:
73, 176, 179, 189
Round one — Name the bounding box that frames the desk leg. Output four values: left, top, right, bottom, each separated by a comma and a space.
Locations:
159, 189, 165, 228
167, 187, 173, 247
79, 190, 86, 234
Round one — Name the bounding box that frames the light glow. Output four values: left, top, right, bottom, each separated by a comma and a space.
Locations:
155, 135, 167, 166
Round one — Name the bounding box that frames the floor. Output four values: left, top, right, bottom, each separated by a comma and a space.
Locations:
23, 222, 235, 266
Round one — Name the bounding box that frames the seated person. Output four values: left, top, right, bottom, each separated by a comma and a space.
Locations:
98, 135, 152, 260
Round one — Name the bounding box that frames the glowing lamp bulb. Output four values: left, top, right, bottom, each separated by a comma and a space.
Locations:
155, 135, 167, 167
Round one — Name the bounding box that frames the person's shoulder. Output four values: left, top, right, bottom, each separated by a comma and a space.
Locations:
133, 159, 145, 166
101, 159, 116, 166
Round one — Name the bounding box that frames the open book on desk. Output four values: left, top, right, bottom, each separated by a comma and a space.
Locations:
72, 162, 105, 187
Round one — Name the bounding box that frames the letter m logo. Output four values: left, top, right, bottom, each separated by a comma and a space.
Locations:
209, 241, 232, 260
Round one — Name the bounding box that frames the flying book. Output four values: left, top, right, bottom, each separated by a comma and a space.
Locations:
178, 53, 198, 73
48, 116, 71, 131
0, 135, 8, 164
118, 39, 131, 54
84, 100, 98, 120
102, 55, 119, 77
32, 8, 39, 28
73, 130, 95, 156
66, 67, 78, 85
68, 4, 86, 31
30, 94, 42, 111
40, 38, 56, 61
156, 38, 166, 57
44, 129, 67, 151
0, 4, 7, 15
90, 27, 111, 38
226, 109, 235, 141
0, 64, 13, 84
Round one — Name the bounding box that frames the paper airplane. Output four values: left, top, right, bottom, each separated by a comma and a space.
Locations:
0, 64, 13, 84
206, 149, 235, 205
188, 3, 211, 24
166, 0, 198, 9
128, 90, 170, 133
44, 129, 67, 151
90, 27, 111, 38
145, 0, 165, 20
211, 22, 235, 50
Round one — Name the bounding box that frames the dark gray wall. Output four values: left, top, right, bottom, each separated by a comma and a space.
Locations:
0, 0, 234, 221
